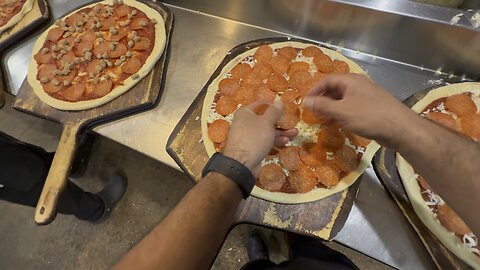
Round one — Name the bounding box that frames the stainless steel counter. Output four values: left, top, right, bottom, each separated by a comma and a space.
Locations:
4, 0, 479, 269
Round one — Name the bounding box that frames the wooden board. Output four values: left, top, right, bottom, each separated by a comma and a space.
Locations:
13, 0, 174, 225
167, 38, 362, 241
372, 83, 473, 270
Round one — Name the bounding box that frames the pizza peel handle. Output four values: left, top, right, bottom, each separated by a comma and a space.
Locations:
34, 123, 79, 225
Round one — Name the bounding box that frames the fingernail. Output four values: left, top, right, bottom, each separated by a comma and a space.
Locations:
273, 100, 283, 110
303, 97, 313, 108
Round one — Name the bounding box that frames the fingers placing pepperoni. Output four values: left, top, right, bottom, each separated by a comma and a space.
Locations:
242, 72, 262, 87
254, 84, 277, 101
208, 119, 230, 143
288, 166, 318, 193
253, 44, 273, 63
47, 27, 65, 42
109, 27, 128, 42
269, 55, 290, 74
299, 143, 326, 166
277, 46, 298, 61
314, 163, 341, 188
230, 63, 251, 80
234, 85, 255, 105
34, 50, 53, 64
100, 17, 116, 30
218, 78, 240, 96
302, 46, 323, 57
297, 80, 315, 97
311, 71, 326, 83
444, 94, 477, 117
37, 64, 57, 81
334, 145, 358, 173
344, 131, 371, 147
279, 146, 303, 171
276, 101, 300, 129
75, 41, 94, 57
131, 17, 150, 30
216, 95, 238, 116
110, 43, 128, 58
437, 204, 472, 236
313, 54, 334, 73
425, 112, 458, 131
317, 127, 345, 150
266, 73, 288, 92
91, 79, 113, 98
61, 83, 85, 102
252, 103, 269, 115
417, 175, 432, 191
114, 4, 131, 18
80, 29, 97, 42
459, 113, 480, 140
252, 63, 273, 80
301, 107, 326, 125
332, 60, 349, 73
289, 70, 312, 90
281, 89, 301, 103
132, 37, 151, 51
93, 41, 110, 56
288, 61, 310, 77
259, 164, 286, 191
43, 81, 63, 93
121, 57, 142, 74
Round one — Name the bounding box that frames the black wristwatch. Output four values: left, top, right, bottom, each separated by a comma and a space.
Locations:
202, 152, 256, 199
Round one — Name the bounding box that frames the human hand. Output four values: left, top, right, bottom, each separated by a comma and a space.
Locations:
302, 74, 416, 148
223, 101, 298, 176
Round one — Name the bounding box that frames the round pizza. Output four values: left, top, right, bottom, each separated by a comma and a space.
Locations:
201, 41, 380, 204
0, 0, 34, 34
396, 82, 480, 269
27, 0, 166, 111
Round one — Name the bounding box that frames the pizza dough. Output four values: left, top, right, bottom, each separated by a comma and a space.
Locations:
27, 0, 166, 111
397, 82, 480, 269
0, 0, 34, 35
201, 41, 380, 204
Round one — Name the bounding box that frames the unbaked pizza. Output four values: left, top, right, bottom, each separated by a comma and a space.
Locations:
397, 82, 480, 269
201, 41, 380, 204
0, 0, 34, 34
27, 0, 166, 110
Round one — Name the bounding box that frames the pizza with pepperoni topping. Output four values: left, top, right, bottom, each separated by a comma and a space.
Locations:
0, 0, 34, 34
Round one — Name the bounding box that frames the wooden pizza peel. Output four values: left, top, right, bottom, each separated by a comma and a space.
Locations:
372, 81, 474, 270
167, 38, 363, 241
13, 0, 174, 225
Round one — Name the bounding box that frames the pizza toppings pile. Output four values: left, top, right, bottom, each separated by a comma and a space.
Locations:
416, 91, 480, 255
207, 44, 371, 195
32, 0, 157, 102
0, 0, 28, 31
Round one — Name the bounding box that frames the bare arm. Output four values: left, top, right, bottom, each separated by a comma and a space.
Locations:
303, 74, 480, 236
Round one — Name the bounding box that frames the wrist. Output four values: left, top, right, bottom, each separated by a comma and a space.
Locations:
222, 148, 256, 173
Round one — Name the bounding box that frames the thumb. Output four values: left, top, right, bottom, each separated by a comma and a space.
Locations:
303, 96, 338, 116
262, 100, 283, 124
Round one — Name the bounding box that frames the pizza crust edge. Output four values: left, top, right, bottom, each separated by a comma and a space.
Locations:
201, 40, 381, 204
27, 0, 166, 111
0, 0, 34, 35
396, 82, 480, 269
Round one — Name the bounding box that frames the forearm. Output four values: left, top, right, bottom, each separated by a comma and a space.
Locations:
395, 112, 480, 235
113, 173, 243, 270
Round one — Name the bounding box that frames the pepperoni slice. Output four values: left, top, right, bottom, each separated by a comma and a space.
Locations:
121, 57, 142, 74
334, 145, 358, 173
93, 3, 107, 13
110, 43, 128, 58
279, 146, 303, 171
133, 37, 151, 51
288, 61, 310, 77
277, 46, 297, 61
37, 64, 57, 80
131, 17, 150, 30
100, 17, 116, 30
417, 175, 432, 191
81, 29, 97, 42
254, 84, 277, 101
444, 94, 477, 117
289, 70, 312, 90
311, 71, 327, 83
215, 95, 238, 116
281, 89, 301, 103
288, 166, 318, 193
251, 63, 273, 80
75, 41, 94, 57
234, 85, 255, 105
230, 63, 251, 80
437, 204, 472, 236
253, 45, 273, 63
43, 82, 63, 93
266, 73, 288, 92
314, 163, 341, 188
34, 51, 53, 64
242, 72, 262, 87
91, 79, 113, 98
86, 59, 102, 74
301, 107, 326, 125
65, 12, 83, 27
317, 127, 345, 150
269, 55, 290, 74
276, 101, 300, 129
313, 54, 334, 73
425, 112, 458, 131
47, 27, 65, 42
61, 83, 85, 102
57, 51, 75, 70
108, 27, 128, 42
344, 131, 371, 147
208, 119, 230, 143
297, 80, 316, 97
55, 69, 78, 85
259, 164, 286, 191
459, 113, 480, 140
302, 46, 323, 57
93, 41, 110, 56
332, 60, 349, 73
114, 4, 131, 18
299, 143, 326, 166
218, 78, 240, 96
